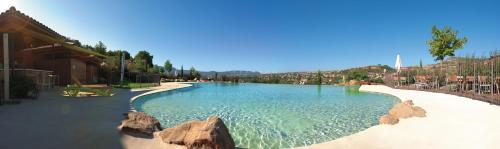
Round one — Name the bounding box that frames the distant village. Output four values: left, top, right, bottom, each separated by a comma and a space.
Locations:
225, 64, 393, 85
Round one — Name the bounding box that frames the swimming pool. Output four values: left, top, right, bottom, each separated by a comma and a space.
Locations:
132, 83, 398, 149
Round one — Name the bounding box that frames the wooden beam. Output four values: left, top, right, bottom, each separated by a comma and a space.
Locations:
22, 44, 55, 51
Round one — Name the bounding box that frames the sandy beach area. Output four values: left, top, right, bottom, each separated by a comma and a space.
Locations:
296, 85, 500, 149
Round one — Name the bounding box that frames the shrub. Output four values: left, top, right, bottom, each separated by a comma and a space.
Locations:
64, 85, 113, 97
371, 78, 384, 84
64, 84, 80, 97
81, 87, 113, 96
10, 74, 39, 99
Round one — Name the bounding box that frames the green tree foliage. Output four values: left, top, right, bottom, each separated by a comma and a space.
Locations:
159, 66, 165, 74
94, 41, 107, 55
127, 60, 139, 73
419, 59, 423, 68
104, 50, 128, 72
152, 65, 163, 74
345, 69, 368, 81
164, 60, 173, 74
134, 50, 154, 68
107, 50, 131, 60
380, 65, 395, 72
427, 26, 468, 62
104, 55, 120, 71
83, 44, 95, 51
134, 57, 148, 72
189, 66, 200, 79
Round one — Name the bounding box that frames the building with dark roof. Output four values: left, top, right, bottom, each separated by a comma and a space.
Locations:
0, 6, 105, 86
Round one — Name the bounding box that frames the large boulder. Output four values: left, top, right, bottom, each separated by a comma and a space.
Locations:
388, 102, 414, 118
403, 100, 414, 106
120, 112, 162, 137
379, 100, 427, 125
379, 114, 399, 125
388, 100, 426, 118
412, 106, 427, 117
160, 116, 235, 149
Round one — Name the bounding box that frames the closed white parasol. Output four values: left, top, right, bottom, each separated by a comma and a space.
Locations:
395, 53, 402, 73
395, 53, 402, 86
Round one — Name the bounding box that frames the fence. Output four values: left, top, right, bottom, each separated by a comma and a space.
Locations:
106, 71, 161, 86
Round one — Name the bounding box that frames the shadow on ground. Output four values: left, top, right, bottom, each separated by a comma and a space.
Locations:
0, 88, 148, 149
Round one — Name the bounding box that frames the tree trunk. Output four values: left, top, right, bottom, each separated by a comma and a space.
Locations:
491, 60, 494, 95
439, 60, 443, 90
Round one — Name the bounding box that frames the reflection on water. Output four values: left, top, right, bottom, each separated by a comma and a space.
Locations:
316, 85, 321, 97
344, 85, 365, 95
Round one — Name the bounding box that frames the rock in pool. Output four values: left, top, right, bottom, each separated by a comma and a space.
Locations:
119, 112, 162, 138
379, 114, 399, 125
160, 116, 235, 149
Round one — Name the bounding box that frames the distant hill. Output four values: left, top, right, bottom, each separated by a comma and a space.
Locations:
339, 64, 395, 73
199, 70, 261, 78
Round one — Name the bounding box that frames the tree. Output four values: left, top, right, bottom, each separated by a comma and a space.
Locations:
107, 50, 131, 60
419, 59, 423, 68
127, 60, 139, 73
134, 57, 147, 72
180, 65, 184, 79
83, 44, 95, 51
152, 65, 162, 74
428, 26, 468, 62
190, 67, 197, 79
164, 60, 173, 76
427, 26, 467, 87
134, 50, 154, 68
94, 41, 107, 55
345, 69, 368, 81
159, 66, 165, 74
316, 70, 322, 85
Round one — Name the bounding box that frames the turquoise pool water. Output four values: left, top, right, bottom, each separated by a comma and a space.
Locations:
132, 83, 398, 149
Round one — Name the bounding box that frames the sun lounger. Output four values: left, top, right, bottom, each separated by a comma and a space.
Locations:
478, 76, 491, 94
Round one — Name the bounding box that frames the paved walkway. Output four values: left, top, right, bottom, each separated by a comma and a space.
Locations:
0, 82, 190, 149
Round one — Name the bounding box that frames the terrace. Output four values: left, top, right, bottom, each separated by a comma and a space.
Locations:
391, 54, 500, 105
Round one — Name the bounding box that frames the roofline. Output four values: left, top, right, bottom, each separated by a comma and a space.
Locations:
0, 6, 107, 59
0, 6, 64, 39
62, 43, 107, 58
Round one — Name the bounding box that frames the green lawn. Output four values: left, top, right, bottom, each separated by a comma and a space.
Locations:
111, 82, 158, 89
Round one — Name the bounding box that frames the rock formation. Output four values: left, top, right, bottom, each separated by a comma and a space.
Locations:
160, 116, 235, 149
119, 112, 162, 137
379, 100, 426, 125
379, 114, 399, 125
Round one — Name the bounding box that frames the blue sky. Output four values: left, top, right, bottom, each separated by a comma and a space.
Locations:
1, 0, 499, 73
